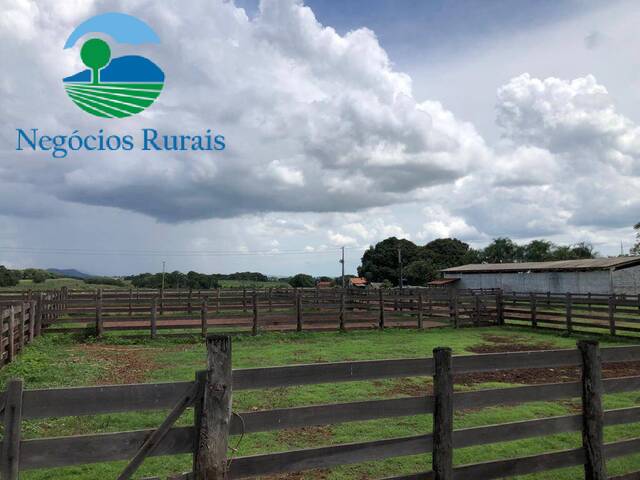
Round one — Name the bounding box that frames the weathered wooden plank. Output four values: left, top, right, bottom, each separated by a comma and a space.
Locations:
228, 433, 433, 478
19, 427, 194, 470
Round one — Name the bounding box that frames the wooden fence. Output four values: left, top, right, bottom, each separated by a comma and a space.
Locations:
33, 287, 500, 337
3, 336, 640, 479
503, 292, 640, 337
0, 302, 40, 368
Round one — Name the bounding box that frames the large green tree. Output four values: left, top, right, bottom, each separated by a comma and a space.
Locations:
404, 260, 438, 286
0, 266, 20, 287
358, 237, 420, 284
481, 237, 522, 263
289, 273, 315, 288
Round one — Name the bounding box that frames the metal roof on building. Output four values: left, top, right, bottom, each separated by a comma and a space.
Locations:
428, 278, 460, 285
441, 257, 640, 274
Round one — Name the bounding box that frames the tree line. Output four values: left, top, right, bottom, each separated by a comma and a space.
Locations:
358, 237, 597, 287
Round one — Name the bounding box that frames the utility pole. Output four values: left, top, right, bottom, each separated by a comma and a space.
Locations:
161, 261, 166, 290
398, 247, 403, 290
340, 246, 345, 288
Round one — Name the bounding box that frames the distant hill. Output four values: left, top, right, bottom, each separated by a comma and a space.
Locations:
47, 268, 92, 279
63, 55, 165, 83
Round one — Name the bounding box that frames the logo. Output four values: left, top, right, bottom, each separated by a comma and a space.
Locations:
62, 13, 164, 119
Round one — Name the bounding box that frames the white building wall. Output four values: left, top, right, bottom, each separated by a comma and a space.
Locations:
613, 265, 640, 295
443, 270, 620, 294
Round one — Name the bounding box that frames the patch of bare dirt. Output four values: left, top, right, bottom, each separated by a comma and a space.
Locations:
481, 334, 527, 344
456, 361, 640, 386
76, 344, 159, 384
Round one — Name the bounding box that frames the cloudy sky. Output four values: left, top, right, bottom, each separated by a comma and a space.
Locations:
1, 0, 639, 276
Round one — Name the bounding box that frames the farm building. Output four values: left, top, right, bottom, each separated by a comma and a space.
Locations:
441, 257, 640, 295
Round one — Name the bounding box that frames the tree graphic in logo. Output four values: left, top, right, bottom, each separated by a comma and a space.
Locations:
81, 39, 111, 85
63, 13, 164, 118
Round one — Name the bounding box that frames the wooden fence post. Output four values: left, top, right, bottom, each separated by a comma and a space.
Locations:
194, 335, 232, 480
496, 290, 504, 326
159, 287, 164, 316
566, 292, 573, 334
531, 293, 537, 328
452, 295, 459, 329
474, 294, 481, 327
95, 289, 103, 338
34, 294, 43, 337
29, 300, 36, 342
379, 289, 385, 329
216, 288, 221, 314
150, 297, 158, 339
1, 378, 23, 480
129, 288, 133, 317
242, 288, 247, 312
417, 293, 424, 329
608, 295, 616, 336
201, 299, 208, 339
8, 306, 15, 363
296, 291, 302, 332
339, 292, 346, 331
433, 347, 453, 480
252, 293, 259, 336
268, 288, 273, 312
18, 304, 25, 351
188, 288, 193, 315
578, 340, 606, 480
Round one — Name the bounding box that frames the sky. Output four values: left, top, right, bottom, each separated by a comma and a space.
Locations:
1, 0, 639, 277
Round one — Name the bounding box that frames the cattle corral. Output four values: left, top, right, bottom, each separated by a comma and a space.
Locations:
2, 287, 640, 479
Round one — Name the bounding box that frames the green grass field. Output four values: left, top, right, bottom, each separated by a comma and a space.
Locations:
2, 326, 640, 479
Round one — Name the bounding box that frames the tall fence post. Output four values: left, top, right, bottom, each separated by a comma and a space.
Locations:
496, 290, 504, 326
216, 288, 221, 314
474, 294, 481, 327
159, 286, 164, 316
268, 288, 273, 312
433, 347, 453, 480
339, 291, 346, 331
34, 293, 43, 337
452, 295, 459, 329
296, 291, 302, 332
242, 288, 247, 312
150, 297, 158, 339
194, 335, 232, 480
95, 288, 103, 338
608, 294, 616, 336
18, 304, 25, 351
417, 293, 424, 329
253, 292, 259, 336
129, 287, 133, 317
29, 300, 36, 342
578, 340, 606, 480
531, 293, 537, 328
379, 289, 385, 329
1, 378, 23, 480
566, 292, 573, 334
201, 299, 208, 339
8, 306, 15, 363
188, 288, 193, 315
